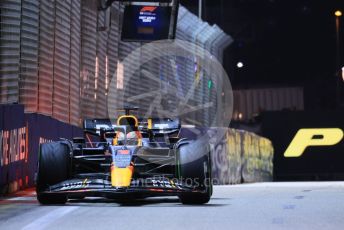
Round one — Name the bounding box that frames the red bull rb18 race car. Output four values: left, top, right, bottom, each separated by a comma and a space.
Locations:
36, 108, 212, 205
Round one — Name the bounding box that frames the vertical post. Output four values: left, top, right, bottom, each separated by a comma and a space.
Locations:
336, 16, 340, 71
199, 0, 202, 19
168, 0, 179, 39
335, 14, 341, 107
221, 0, 224, 27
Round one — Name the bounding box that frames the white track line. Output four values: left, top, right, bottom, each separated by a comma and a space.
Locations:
7, 191, 36, 201
220, 182, 344, 188
21, 207, 78, 230
8, 197, 35, 201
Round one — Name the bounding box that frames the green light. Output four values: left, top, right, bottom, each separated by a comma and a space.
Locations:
208, 80, 213, 89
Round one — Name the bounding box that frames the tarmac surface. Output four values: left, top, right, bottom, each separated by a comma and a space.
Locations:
0, 182, 344, 230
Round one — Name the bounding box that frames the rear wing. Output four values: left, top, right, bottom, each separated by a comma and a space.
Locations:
83, 119, 114, 135
84, 118, 181, 135
143, 118, 181, 135
84, 119, 112, 130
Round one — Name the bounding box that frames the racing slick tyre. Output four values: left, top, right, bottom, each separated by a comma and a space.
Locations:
36, 142, 71, 205
177, 142, 213, 205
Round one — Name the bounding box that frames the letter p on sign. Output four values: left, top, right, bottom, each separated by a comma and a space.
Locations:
284, 128, 344, 158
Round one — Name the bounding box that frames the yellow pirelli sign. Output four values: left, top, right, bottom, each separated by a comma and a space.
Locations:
284, 128, 344, 158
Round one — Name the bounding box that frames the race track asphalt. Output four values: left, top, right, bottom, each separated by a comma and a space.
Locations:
0, 182, 343, 230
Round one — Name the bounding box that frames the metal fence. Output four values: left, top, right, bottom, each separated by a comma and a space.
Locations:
0, 1, 233, 126
232, 87, 304, 121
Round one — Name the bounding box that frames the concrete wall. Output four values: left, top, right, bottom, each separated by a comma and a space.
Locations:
211, 129, 273, 184
0, 104, 82, 194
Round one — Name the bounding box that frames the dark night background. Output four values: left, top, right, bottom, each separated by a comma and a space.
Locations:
180, 0, 344, 110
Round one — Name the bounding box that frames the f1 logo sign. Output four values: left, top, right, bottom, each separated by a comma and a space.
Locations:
284, 128, 344, 158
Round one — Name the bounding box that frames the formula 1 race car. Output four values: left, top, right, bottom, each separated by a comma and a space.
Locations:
36, 108, 212, 205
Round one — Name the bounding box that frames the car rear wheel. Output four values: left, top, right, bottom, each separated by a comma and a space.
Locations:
177, 142, 212, 205
36, 142, 71, 205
